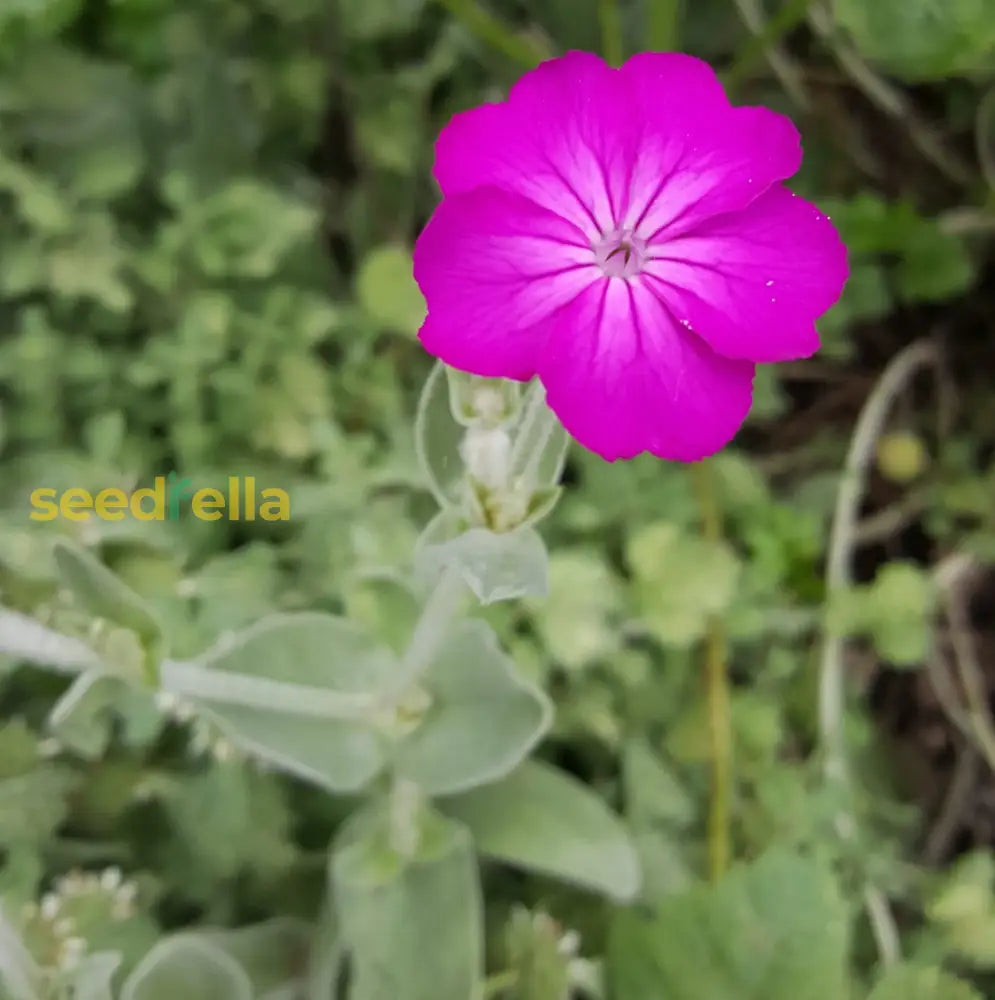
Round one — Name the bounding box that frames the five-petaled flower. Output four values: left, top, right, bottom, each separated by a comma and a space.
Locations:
413, 51, 848, 462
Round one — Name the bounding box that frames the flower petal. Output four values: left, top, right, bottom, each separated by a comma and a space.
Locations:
644, 186, 848, 363
432, 51, 635, 240
617, 52, 802, 238
413, 186, 597, 380
537, 278, 755, 462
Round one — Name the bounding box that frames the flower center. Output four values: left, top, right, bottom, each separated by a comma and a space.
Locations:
594, 229, 647, 279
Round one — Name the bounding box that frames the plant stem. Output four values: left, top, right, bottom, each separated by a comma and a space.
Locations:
646, 0, 681, 51
161, 661, 379, 718
819, 340, 936, 966
388, 777, 424, 858
598, 0, 625, 65
398, 566, 466, 684
0, 606, 380, 719
432, 0, 552, 68
819, 341, 936, 783
690, 460, 731, 880
0, 608, 99, 674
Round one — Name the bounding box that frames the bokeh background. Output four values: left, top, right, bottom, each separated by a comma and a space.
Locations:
3, 0, 995, 994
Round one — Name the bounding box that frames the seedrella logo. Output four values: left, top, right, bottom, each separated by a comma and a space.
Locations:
29, 473, 291, 522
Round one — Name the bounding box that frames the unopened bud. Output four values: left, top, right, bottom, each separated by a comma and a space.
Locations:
461, 426, 512, 491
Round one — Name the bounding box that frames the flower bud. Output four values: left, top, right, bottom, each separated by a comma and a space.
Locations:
461, 425, 512, 490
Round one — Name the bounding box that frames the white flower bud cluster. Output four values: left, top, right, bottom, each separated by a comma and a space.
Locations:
51, 867, 138, 921
19, 867, 138, 973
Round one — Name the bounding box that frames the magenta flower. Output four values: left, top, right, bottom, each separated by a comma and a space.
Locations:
413, 51, 848, 462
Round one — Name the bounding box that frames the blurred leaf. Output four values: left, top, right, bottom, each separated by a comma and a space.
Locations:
534, 550, 622, 669
356, 244, 426, 336
927, 851, 995, 968
331, 802, 484, 1000
305, 905, 341, 1000
178, 180, 320, 279
0, 0, 81, 40
0, 904, 41, 1000
609, 851, 848, 1000
622, 739, 695, 829
835, 0, 995, 79
828, 194, 976, 305
65, 952, 122, 1000
397, 619, 552, 794
415, 362, 467, 508
897, 225, 975, 303
338, 0, 427, 39
121, 936, 252, 1000
439, 760, 641, 902
509, 382, 571, 490
344, 572, 420, 657
627, 522, 740, 648
867, 965, 984, 1000
416, 524, 549, 605
979, 85, 995, 190
48, 672, 128, 758
163, 762, 296, 889
0, 764, 76, 846
194, 613, 399, 793
503, 908, 572, 1000
865, 562, 934, 666
53, 539, 163, 682
199, 919, 310, 999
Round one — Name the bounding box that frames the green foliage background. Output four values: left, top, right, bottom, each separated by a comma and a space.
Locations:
2, 0, 995, 997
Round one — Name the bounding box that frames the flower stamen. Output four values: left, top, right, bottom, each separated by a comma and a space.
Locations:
594, 228, 647, 279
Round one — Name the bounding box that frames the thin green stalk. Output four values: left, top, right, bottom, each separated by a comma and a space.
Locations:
432, 0, 552, 68
161, 661, 378, 718
398, 566, 466, 684
0, 607, 99, 674
598, 0, 625, 66
646, 0, 681, 51
818, 341, 935, 966
690, 460, 731, 880
0, 606, 380, 720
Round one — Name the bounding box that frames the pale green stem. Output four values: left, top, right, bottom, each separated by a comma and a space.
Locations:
0, 606, 379, 721
161, 661, 378, 718
0, 608, 100, 674
819, 340, 936, 966
388, 777, 424, 858
398, 566, 466, 684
